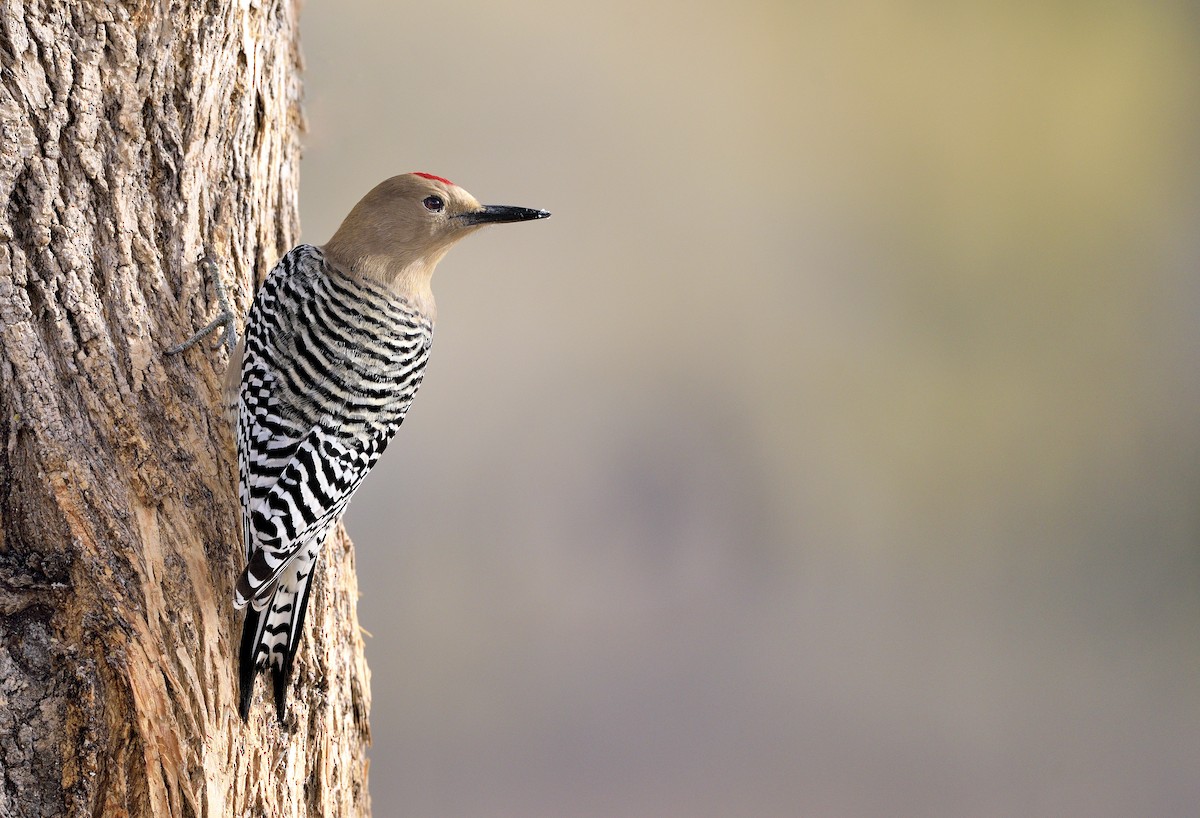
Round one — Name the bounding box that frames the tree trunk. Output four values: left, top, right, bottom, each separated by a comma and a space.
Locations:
0, 2, 372, 816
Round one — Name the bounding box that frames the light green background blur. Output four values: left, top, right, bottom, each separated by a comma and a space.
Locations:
298, 2, 1200, 816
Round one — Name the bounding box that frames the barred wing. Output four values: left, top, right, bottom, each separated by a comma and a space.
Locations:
234, 423, 392, 608
230, 244, 432, 608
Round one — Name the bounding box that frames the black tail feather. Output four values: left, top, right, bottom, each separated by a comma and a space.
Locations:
273, 561, 317, 722
238, 605, 264, 721
239, 559, 319, 724
270, 663, 288, 724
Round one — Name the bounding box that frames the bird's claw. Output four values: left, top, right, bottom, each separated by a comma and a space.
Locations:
166, 310, 237, 355
166, 257, 239, 355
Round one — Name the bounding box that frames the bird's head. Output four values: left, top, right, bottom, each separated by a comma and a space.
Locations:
323, 172, 550, 301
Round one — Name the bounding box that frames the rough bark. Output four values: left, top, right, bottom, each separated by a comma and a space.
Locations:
0, 2, 372, 816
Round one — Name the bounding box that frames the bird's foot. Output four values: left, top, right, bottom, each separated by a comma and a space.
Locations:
166, 256, 239, 355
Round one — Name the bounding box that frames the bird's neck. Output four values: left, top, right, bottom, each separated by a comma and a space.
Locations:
323, 247, 441, 322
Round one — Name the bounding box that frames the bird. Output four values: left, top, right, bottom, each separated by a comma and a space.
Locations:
171, 172, 549, 722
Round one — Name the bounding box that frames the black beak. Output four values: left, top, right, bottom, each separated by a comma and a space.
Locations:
457, 205, 551, 226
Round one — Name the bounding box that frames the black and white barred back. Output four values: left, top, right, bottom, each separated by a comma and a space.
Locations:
232, 244, 433, 721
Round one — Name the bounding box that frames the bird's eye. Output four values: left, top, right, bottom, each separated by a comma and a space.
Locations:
423, 195, 444, 212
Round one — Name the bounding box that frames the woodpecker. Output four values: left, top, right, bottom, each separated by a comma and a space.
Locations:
172, 172, 549, 722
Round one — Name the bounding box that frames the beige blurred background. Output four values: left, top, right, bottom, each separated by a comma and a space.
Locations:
297, 2, 1200, 816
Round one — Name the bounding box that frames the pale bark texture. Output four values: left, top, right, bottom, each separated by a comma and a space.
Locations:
0, 2, 372, 817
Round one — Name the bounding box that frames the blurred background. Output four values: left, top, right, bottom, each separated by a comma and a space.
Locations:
298, 2, 1200, 816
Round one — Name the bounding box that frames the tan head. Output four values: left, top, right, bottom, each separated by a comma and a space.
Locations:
322, 172, 550, 313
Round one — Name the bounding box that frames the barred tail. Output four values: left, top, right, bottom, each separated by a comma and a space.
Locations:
238, 550, 319, 722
